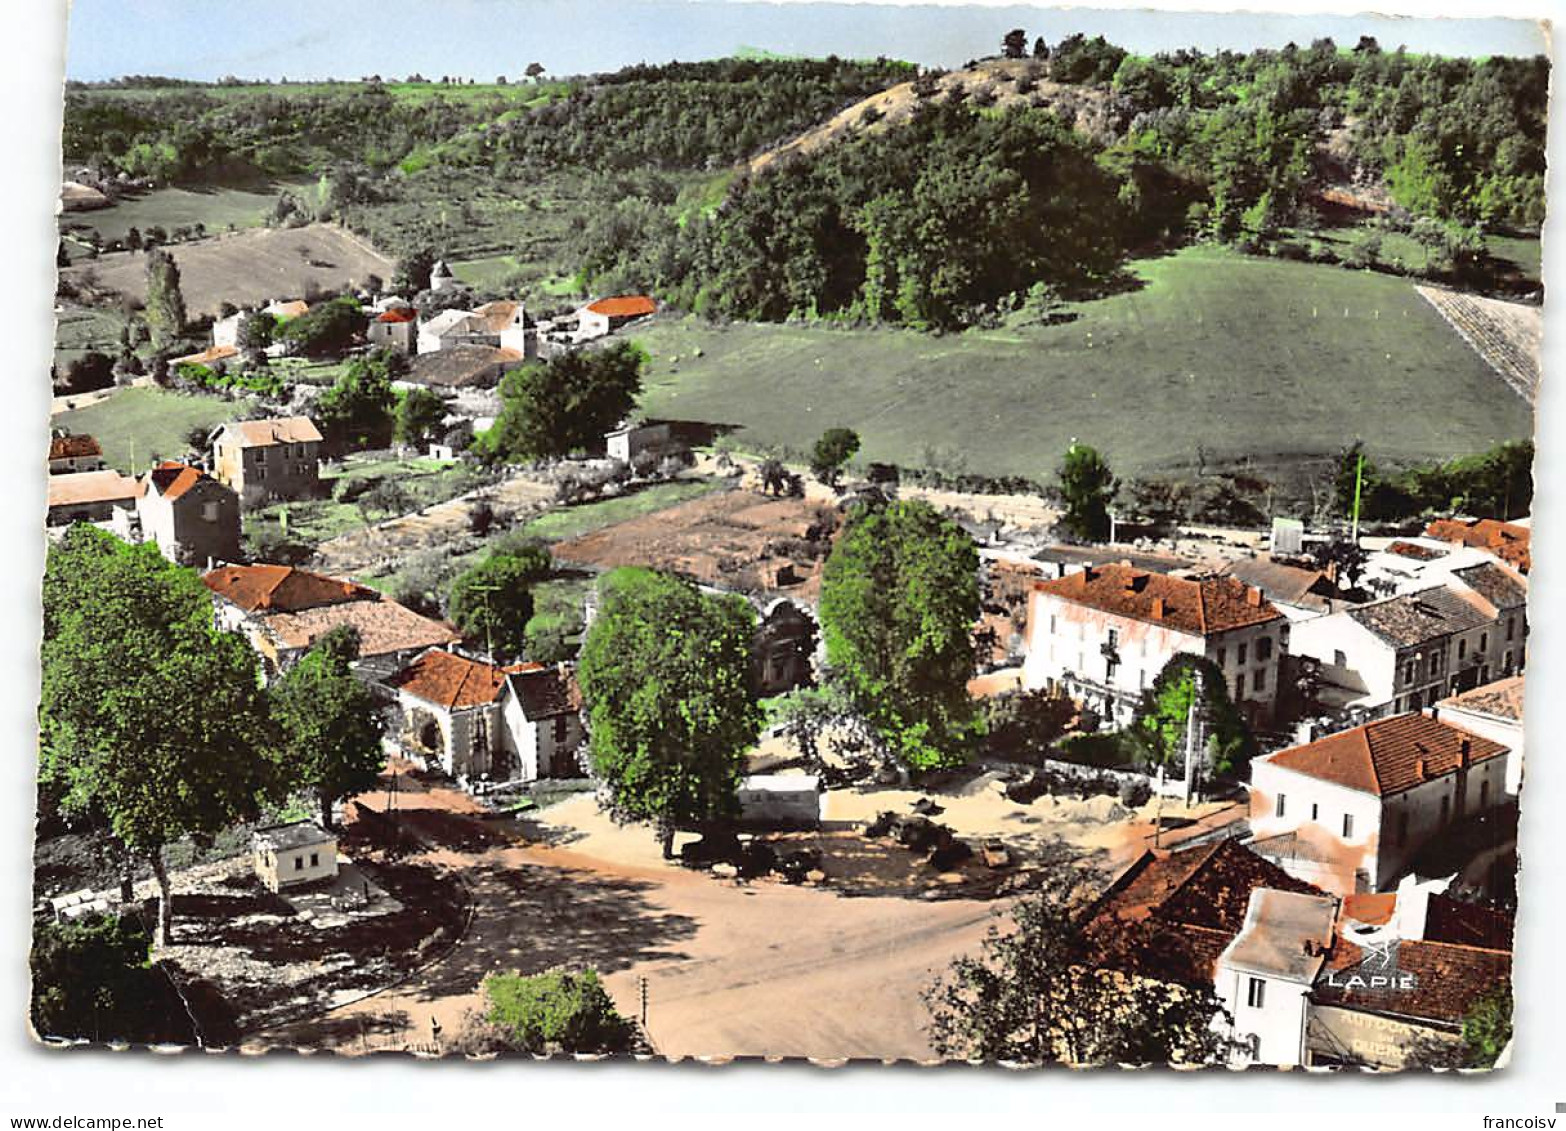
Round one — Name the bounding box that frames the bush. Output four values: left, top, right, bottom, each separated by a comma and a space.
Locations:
333, 476, 375, 504
1055, 732, 1140, 769
479, 969, 635, 1055
1118, 777, 1153, 809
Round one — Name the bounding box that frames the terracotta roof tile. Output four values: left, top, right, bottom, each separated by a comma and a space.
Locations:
1439, 675, 1525, 723
586, 295, 656, 318
1035, 563, 1282, 636
222, 416, 323, 448
48, 434, 102, 460
171, 344, 240, 367
1263, 713, 1507, 797
1425, 517, 1531, 573
146, 461, 210, 501
376, 306, 418, 324
203, 564, 375, 613
408, 344, 518, 388
389, 649, 541, 710
46, 469, 141, 508
261, 599, 460, 659
1452, 561, 1527, 610
1313, 940, 1511, 1026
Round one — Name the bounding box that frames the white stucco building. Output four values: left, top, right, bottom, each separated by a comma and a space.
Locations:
1217, 888, 1340, 1066
1022, 563, 1287, 728
1247, 712, 1509, 894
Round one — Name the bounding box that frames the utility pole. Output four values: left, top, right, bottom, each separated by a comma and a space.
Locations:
1349, 450, 1365, 545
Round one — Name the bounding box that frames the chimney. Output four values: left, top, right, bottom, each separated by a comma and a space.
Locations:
1416, 757, 1429, 781
1151, 597, 1166, 620
1246, 586, 1263, 607
1459, 738, 1471, 768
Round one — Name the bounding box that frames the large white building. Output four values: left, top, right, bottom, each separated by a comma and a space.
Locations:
1022, 563, 1287, 727
1289, 563, 1527, 717
1216, 888, 1340, 1066
1247, 712, 1509, 894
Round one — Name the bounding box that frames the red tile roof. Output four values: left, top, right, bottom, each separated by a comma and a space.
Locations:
261, 599, 460, 658
1425, 517, 1531, 573
1035, 563, 1282, 636
203, 564, 376, 613
220, 416, 323, 449
1263, 713, 1508, 797
46, 469, 142, 508
1313, 940, 1511, 1026
389, 649, 542, 710
586, 295, 656, 318
1439, 675, 1525, 723
48, 434, 102, 460
376, 306, 418, 324
146, 461, 208, 501
1082, 838, 1322, 986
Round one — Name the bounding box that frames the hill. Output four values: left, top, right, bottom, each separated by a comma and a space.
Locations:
631, 245, 1532, 493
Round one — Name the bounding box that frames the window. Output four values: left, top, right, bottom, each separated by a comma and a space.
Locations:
1238, 642, 1248, 666
1216, 647, 1226, 668
1342, 813, 1355, 839
1106, 628, 1119, 650
1253, 668, 1266, 692
1234, 675, 1244, 701
256, 466, 266, 481
309, 852, 319, 868
1404, 660, 1415, 685
1480, 632, 1489, 653
1257, 637, 1273, 662
202, 501, 219, 523
1507, 616, 1516, 641
1311, 803, 1319, 821
1247, 978, 1266, 1009
554, 716, 568, 743
1503, 651, 1515, 675
1333, 649, 1347, 668
1459, 639, 1468, 659
1276, 794, 1287, 818
1049, 615, 1057, 636
255, 447, 267, 463
294, 855, 303, 871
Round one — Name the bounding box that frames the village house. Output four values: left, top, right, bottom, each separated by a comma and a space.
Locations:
203, 563, 459, 679
604, 421, 681, 465
47, 432, 105, 475
1434, 675, 1525, 796
1289, 563, 1527, 717
1080, 838, 1513, 1069
46, 468, 141, 526
1022, 564, 1287, 728
1219, 556, 1347, 621
576, 295, 656, 341
388, 648, 584, 785
367, 305, 419, 354
1425, 515, 1530, 574
252, 821, 338, 893
1359, 535, 1515, 599
416, 299, 537, 358
211, 416, 323, 503
406, 344, 525, 390
1246, 712, 1509, 895
134, 460, 241, 567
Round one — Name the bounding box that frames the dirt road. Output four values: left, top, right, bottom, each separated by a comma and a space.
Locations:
259, 772, 1000, 1060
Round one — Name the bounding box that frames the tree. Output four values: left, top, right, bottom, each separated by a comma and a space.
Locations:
143, 248, 187, 351
480, 342, 645, 462
1033, 36, 1050, 61
58, 351, 115, 396
276, 295, 366, 358
30, 914, 168, 1043
391, 247, 438, 296
472, 969, 634, 1054
1002, 29, 1028, 59
1128, 654, 1255, 779
395, 386, 448, 449
269, 628, 385, 830
819, 499, 981, 772
924, 865, 1229, 1065
39, 527, 279, 945
808, 427, 861, 488
577, 568, 761, 856
1458, 986, 1512, 1068
984, 686, 1077, 762
313, 352, 398, 454
238, 312, 276, 352
525, 62, 546, 82
448, 544, 552, 660
1056, 442, 1117, 542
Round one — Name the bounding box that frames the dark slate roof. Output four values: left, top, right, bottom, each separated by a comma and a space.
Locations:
254, 821, 336, 851
1345, 586, 1494, 647
1452, 562, 1527, 611
506, 667, 577, 719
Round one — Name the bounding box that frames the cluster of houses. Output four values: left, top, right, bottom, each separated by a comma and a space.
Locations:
1082, 835, 1513, 1068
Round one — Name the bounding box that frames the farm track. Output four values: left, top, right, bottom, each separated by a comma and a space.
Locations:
1417, 285, 1542, 405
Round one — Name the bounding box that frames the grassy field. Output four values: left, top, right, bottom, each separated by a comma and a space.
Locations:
1308, 224, 1542, 289
632, 245, 1534, 484
53, 306, 128, 366
59, 181, 315, 249
517, 479, 725, 542
52, 386, 252, 472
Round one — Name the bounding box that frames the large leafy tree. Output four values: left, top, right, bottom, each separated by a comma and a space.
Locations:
1056, 442, 1116, 542
480, 342, 644, 462
395, 386, 449, 448
277, 296, 367, 358
448, 544, 552, 661
30, 914, 169, 1043
471, 969, 635, 1055
40, 527, 280, 945
269, 626, 386, 830
924, 864, 1228, 1065
1128, 654, 1256, 779
314, 350, 399, 454
809, 427, 860, 487
577, 568, 761, 856
819, 499, 981, 772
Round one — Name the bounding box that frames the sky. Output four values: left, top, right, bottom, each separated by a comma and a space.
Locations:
65, 0, 1548, 83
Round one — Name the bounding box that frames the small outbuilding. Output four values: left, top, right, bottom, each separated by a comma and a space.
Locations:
253, 821, 339, 893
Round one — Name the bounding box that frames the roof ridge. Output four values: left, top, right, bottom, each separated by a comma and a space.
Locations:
1358, 723, 1385, 794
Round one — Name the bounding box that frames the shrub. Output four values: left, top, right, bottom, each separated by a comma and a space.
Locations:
480, 969, 635, 1055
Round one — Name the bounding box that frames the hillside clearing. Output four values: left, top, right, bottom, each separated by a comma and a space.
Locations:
632, 246, 1533, 484
58, 182, 314, 251
59, 222, 393, 318
51, 387, 252, 473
